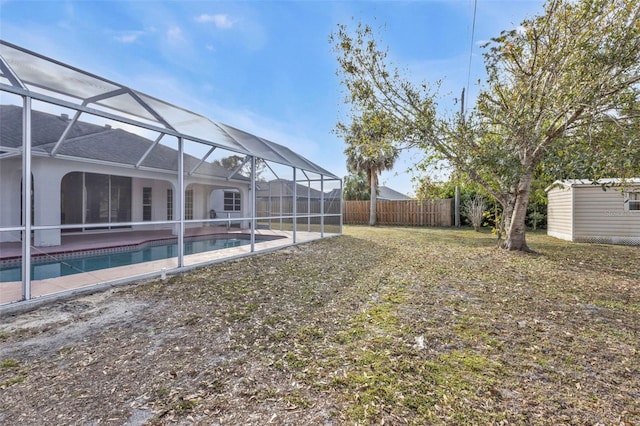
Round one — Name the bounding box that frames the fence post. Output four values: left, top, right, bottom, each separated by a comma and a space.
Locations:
454, 186, 461, 228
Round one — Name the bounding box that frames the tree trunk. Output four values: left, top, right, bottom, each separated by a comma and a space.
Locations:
369, 170, 377, 226
502, 172, 533, 251
499, 192, 514, 233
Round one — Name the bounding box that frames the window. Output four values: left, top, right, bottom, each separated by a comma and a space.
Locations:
626, 191, 640, 211
111, 176, 132, 223
86, 173, 110, 223
142, 187, 152, 221
60, 172, 84, 225
167, 188, 173, 221
185, 189, 194, 220
61, 172, 131, 229
224, 190, 241, 211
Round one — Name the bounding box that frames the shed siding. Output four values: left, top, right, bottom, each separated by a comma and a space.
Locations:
547, 186, 573, 241
573, 186, 640, 244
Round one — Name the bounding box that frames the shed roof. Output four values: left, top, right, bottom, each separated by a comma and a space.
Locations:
545, 179, 640, 192
0, 40, 338, 179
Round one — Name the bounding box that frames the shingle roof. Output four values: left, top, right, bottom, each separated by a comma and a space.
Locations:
377, 185, 411, 200
1, 104, 105, 148
0, 105, 244, 179
255, 179, 324, 198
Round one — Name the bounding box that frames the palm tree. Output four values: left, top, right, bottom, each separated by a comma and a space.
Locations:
343, 171, 371, 201
342, 110, 398, 225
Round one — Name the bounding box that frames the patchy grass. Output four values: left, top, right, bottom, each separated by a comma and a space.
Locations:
0, 359, 19, 368
0, 358, 26, 389
0, 226, 638, 425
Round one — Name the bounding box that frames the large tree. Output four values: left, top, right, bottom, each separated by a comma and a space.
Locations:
472, 0, 640, 250
331, 0, 640, 251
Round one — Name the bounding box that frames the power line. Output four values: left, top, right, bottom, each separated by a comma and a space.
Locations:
465, 0, 478, 115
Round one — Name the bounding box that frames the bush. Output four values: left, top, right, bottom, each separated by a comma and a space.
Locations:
462, 195, 486, 231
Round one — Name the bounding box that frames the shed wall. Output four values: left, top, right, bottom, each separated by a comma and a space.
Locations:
573, 186, 640, 245
546, 186, 573, 241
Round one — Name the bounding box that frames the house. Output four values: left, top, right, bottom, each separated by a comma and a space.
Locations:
377, 185, 411, 201
546, 179, 640, 245
0, 40, 342, 305
327, 185, 410, 201
0, 105, 252, 247
0, 106, 343, 247
255, 179, 341, 224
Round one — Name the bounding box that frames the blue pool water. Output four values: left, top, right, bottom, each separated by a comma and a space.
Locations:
0, 236, 257, 282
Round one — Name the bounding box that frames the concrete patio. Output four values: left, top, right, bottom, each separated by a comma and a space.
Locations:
0, 226, 332, 306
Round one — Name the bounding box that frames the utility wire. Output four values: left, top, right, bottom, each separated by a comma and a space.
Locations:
465, 0, 478, 116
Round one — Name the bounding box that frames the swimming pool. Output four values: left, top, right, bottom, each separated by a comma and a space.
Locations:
0, 235, 269, 282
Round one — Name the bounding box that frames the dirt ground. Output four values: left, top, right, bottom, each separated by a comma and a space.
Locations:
1, 227, 639, 425
0, 243, 345, 425
0, 291, 161, 424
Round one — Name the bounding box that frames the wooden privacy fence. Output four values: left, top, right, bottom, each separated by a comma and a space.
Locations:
256, 198, 342, 217
343, 199, 453, 227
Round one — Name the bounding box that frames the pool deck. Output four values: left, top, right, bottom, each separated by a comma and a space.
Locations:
0, 227, 334, 306
0, 227, 254, 261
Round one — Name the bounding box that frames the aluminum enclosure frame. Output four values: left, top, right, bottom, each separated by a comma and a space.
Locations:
0, 40, 343, 305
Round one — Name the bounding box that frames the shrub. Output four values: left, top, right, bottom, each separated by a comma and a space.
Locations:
462, 195, 486, 231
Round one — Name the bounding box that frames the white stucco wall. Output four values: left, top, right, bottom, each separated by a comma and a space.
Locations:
132, 178, 174, 225
0, 159, 22, 243
209, 187, 249, 228
1, 154, 250, 246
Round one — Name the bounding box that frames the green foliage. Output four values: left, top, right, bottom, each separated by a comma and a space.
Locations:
211, 155, 266, 180
340, 108, 399, 180
413, 176, 459, 200
337, 108, 400, 224
543, 107, 640, 181
331, 1, 640, 250
342, 172, 371, 200
414, 177, 498, 228
415, 175, 549, 230
472, 0, 640, 247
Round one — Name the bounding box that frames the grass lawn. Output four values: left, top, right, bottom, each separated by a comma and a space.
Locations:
1, 225, 638, 425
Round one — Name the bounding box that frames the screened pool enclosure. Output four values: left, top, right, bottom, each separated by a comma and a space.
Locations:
0, 41, 342, 306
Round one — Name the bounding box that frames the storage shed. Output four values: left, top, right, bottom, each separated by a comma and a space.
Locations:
546, 179, 640, 245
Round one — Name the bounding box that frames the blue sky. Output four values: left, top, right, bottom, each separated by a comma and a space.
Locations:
1, 0, 544, 196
